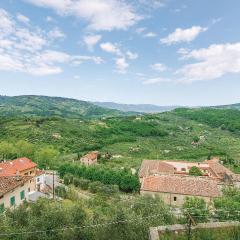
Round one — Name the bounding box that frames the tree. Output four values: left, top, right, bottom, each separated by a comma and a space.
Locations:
189, 166, 203, 176
15, 140, 33, 158
34, 146, 59, 169
183, 197, 209, 223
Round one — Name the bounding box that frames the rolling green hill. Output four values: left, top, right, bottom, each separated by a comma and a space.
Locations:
0, 95, 131, 119
0, 107, 239, 173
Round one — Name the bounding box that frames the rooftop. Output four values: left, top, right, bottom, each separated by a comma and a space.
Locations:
141, 175, 221, 198
0, 176, 32, 196
0, 157, 37, 177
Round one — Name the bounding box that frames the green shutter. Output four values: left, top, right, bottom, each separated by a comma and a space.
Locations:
20, 190, 25, 200
10, 196, 15, 206
0, 203, 4, 213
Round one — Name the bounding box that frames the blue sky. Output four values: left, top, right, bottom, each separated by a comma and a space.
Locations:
0, 0, 240, 106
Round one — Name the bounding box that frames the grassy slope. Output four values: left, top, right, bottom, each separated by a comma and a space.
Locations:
1, 109, 240, 172
0, 95, 131, 119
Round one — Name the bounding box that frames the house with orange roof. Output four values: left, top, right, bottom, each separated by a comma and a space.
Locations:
80, 151, 100, 166
0, 157, 37, 177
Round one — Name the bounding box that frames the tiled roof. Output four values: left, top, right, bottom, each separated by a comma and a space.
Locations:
205, 159, 234, 178
81, 151, 99, 161
141, 175, 221, 198
0, 157, 37, 177
0, 176, 32, 196
139, 160, 175, 177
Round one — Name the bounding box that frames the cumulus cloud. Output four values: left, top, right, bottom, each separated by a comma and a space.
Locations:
177, 42, 240, 82
16, 13, 30, 24
115, 57, 128, 73
83, 34, 102, 51
151, 63, 167, 72
0, 8, 103, 76
126, 51, 138, 60
160, 26, 207, 45
100, 42, 122, 55
25, 0, 141, 31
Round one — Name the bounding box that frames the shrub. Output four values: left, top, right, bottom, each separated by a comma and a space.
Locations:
79, 178, 90, 190
88, 181, 103, 193
189, 166, 203, 176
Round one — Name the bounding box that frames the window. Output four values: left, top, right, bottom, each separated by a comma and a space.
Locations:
181, 168, 186, 172
10, 196, 15, 206
0, 203, 4, 213
173, 196, 177, 202
37, 178, 40, 182
20, 190, 25, 200
28, 187, 31, 192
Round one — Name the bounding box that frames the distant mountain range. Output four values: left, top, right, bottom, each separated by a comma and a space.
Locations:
213, 103, 240, 110
0, 95, 131, 119
93, 102, 179, 113
0, 95, 239, 119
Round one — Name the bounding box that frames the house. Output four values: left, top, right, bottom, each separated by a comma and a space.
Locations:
0, 157, 37, 177
0, 175, 35, 212
80, 151, 99, 166
139, 158, 240, 206
140, 175, 221, 207
139, 158, 240, 183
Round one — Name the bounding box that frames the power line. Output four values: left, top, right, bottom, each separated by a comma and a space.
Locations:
0, 212, 164, 237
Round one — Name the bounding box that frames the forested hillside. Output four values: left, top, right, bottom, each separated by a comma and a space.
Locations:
0, 108, 239, 173
0, 95, 131, 119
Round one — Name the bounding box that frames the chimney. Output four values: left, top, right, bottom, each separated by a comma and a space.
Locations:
16, 170, 20, 181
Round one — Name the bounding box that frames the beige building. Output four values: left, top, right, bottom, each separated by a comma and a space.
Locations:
139, 158, 240, 206
140, 175, 221, 207
0, 176, 35, 212
80, 151, 99, 166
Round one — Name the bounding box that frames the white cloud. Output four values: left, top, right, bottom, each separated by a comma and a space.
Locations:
100, 42, 121, 55
151, 63, 167, 72
49, 27, 66, 39
83, 34, 101, 51
143, 77, 172, 85
116, 57, 128, 73
160, 26, 207, 45
177, 42, 240, 82
16, 13, 30, 24
143, 32, 157, 38
139, 0, 165, 9
25, 0, 141, 31
0, 8, 103, 76
0, 9, 14, 35
126, 51, 138, 60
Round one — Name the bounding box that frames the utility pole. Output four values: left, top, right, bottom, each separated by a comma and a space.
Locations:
53, 171, 55, 200
186, 212, 196, 240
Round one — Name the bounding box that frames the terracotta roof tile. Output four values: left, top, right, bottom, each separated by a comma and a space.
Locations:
139, 160, 175, 177
141, 175, 221, 198
0, 157, 37, 177
0, 176, 32, 196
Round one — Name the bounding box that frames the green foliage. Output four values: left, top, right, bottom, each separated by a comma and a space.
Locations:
183, 197, 209, 223
0, 95, 130, 119
58, 163, 140, 192
189, 166, 203, 176
175, 108, 240, 133
34, 146, 60, 169
214, 187, 240, 221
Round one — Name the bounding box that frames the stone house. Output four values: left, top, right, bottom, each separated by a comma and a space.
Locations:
0, 176, 35, 212
140, 175, 221, 207
80, 151, 99, 166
